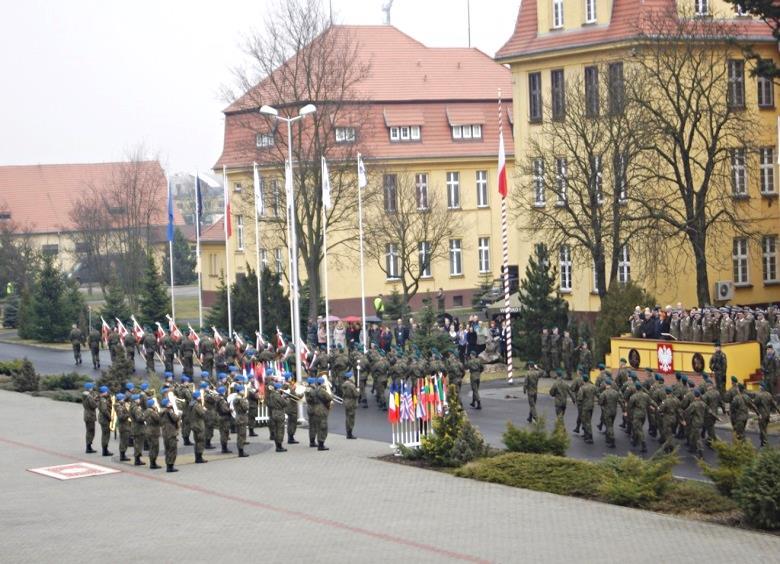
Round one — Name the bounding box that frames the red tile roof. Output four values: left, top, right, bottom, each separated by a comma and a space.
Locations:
216, 25, 513, 170
0, 161, 181, 235
496, 0, 775, 61
200, 217, 226, 243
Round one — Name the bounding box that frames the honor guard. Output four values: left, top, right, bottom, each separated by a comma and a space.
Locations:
160, 397, 180, 472
82, 382, 98, 453
144, 398, 162, 469
341, 372, 358, 439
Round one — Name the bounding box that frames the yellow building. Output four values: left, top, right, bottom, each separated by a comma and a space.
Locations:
209, 25, 515, 317
496, 0, 780, 312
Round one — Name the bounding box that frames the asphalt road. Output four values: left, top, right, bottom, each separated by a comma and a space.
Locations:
0, 338, 771, 479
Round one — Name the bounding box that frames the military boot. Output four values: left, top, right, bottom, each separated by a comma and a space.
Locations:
476, 401, 482, 410
86, 443, 96, 454
134, 455, 144, 466
288, 435, 299, 444
149, 458, 161, 470
221, 444, 232, 454
346, 431, 357, 440
102, 446, 113, 457
640, 441, 647, 454
194, 453, 208, 463
249, 428, 258, 437
317, 441, 329, 451
205, 440, 215, 450
309, 439, 317, 448
166, 464, 178, 473
239, 448, 251, 457
183, 437, 193, 446
119, 451, 130, 462
274, 442, 286, 453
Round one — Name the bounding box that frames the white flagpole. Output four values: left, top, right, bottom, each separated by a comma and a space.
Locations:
253, 162, 263, 337
322, 157, 331, 351
222, 165, 233, 337
357, 153, 368, 352
284, 160, 295, 346
167, 176, 176, 320
194, 172, 203, 328
498, 90, 513, 386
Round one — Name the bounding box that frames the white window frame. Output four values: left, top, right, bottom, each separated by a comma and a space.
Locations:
390, 125, 420, 142
335, 127, 356, 143
478, 237, 490, 273
260, 248, 268, 270
760, 147, 775, 195
446, 171, 461, 209
390, 127, 400, 141
615, 152, 628, 202
452, 125, 462, 139
618, 245, 631, 284
386, 243, 400, 279
731, 148, 747, 196
256, 133, 274, 148
274, 248, 283, 273
733, 238, 749, 285
476, 170, 488, 207
585, 0, 597, 23
384, 174, 398, 213
462, 125, 472, 139
449, 239, 463, 276
553, 0, 564, 28
271, 179, 280, 218
555, 157, 568, 205
209, 253, 218, 275
758, 71, 774, 108
728, 60, 745, 109
695, 0, 709, 16
529, 72, 542, 122
559, 245, 572, 291
533, 158, 546, 206
415, 173, 429, 210
472, 124, 482, 138
763, 235, 778, 283
419, 241, 432, 278
236, 215, 245, 250
411, 125, 421, 140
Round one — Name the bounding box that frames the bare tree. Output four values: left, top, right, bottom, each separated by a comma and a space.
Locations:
363, 171, 463, 307
514, 66, 654, 298
0, 209, 40, 295
226, 0, 371, 323
69, 148, 164, 304
629, 8, 760, 305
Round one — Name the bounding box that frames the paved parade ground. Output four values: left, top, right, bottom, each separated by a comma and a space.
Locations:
2, 385, 780, 563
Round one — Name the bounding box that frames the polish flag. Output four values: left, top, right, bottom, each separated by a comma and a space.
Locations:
498, 119, 508, 198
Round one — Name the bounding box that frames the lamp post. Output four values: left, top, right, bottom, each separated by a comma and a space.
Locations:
259, 103, 316, 420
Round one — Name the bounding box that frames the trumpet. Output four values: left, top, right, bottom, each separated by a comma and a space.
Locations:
109, 395, 118, 432
331, 394, 345, 405
281, 388, 303, 403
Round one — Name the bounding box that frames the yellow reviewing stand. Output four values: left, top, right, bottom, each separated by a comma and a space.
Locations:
604, 337, 761, 390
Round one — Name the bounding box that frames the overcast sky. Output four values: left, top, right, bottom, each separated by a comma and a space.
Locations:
0, 0, 519, 176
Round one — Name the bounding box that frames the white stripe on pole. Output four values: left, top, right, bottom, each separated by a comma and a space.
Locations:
222, 165, 233, 337
167, 176, 176, 320
357, 153, 368, 352
498, 90, 513, 385
253, 162, 263, 337
322, 156, 332, 351
194, 172, 203, 328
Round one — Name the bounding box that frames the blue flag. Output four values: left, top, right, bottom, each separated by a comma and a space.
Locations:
195, 174, 203, 225
167, 178, 174, 242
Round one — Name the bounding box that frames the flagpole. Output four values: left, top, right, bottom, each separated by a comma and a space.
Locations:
498, 90, 513, 386
194, 172, 203, 328
222, 165, 233, 337
357, 153, 368, 353
253, 162, 264, 337
167, 176, 176, 320
322, 157, 332, 351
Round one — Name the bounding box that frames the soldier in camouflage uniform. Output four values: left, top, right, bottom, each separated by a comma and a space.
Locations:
540, 329, 550, 376
123, 329, 137, 368
314, 377, 332, 450
305, 377, 318, 447
682, 390, 714, 458
709, 342, 728, 395
162, 331, 176, 373
752, 382, 780, 447
657, 387, 681, 454
549, 369, 570, 419
342, 372, 359, 439
523, 362, 541, 423
561, 331, 574, 380
160, 397, 179, 472
598, 379, 623, 448
282, 374, 301, 444
201, 380, 217, 449
143, 330, 157, 374
114, 392, 131, 461
465, 351, 484, 410
200, 333, 215, 374
268, 382, 287, 452
233, 382, 251, 457
215, 386, 232, 453
577, 373, 597, 444
762, 344, 779, 397
82, 382, 98, 453
130, 393, 145, 466
190, 390, 208, 463
97, 386, 113, 457
626, 382, 657, 453
88, 327, 101, 369
144, 398, 162, 469
176, 375, 193, 446
69, 324, 84, 365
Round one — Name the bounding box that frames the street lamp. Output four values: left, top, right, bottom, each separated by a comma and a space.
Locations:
260, 102, 316, 422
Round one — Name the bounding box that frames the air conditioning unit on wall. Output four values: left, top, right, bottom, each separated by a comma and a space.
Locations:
714, 281, 734, 301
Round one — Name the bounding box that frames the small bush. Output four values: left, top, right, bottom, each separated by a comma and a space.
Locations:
733, 448, 780, 530
41, 372, 90, 391
31, 390, 83, 403
0, 359, 23, 375
699, 438, 757, 497
456, 453, 602, 498
649, 480, 737, 515
417, 385, 488, 467
503, 417, 569, 456
597, 452, 678, 508
11, 359, 39, 392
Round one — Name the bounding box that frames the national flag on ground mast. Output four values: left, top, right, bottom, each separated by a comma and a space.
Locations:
166, 178, 175, 242
321, 156, 332, 209
498, 117, 508, 198
387, 382, 399, 424
357, 153, 367, 189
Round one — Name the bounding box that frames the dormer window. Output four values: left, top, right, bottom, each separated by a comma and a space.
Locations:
389, 125, 421, 142
553, 0, 564, 28
256, 132, 275, 148
452, 124, 482, 140
335, 127, 356, 143
585, 0, 596, 23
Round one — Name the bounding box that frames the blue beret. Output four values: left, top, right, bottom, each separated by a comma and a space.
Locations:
160, 386, 168, 394
164, 371, 173, 378
131, 394, 140, 401
234, 385, 244, 393
307, 377, 315, 385
161, 398, 170, 407
217, 386, 226, 394
84, 382, 94, 390
265, 368, 275, 376
345, 371, 353, 379
274, 382, 282, 389
218, 373, 227, 380
598, 363, 605, 369
694, 390, 701, 397
140, 382, 149, 390
116, 393, 125, 401
605, 378, 612, 385
181, 375, 190, 383
688, 381, 696, 388
655, 374, 662, 381
99, 385, 109, 393
125, 382, 135, 390
146, 399, 155, 407
316, 377, 324, 385
229, 366, 239, 372
665, 386, 672, 393
675, 372, 682, 379
635, 382, 642, 389
283, 373, 291, 381
192, 390, 201, 399
681, 375, 688, 381
201, 371, 210, 378
199, 382, 208, 389
582, 374, 589, 382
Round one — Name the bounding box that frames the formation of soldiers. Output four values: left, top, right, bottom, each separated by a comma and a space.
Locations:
529, 358, 779, 457
539, 327, 592, 379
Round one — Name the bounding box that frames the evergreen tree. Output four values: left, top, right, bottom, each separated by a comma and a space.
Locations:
24, 255, 72, 341
383, 288, 408, 320
261, 268, 291, 338
205, 275, 229, 331
163, 228, 197, 285
17, 290, 34, 338
410, 298, 453, 357
2, 292, 20, 328
64, 277, 87, 332
101, 276, 131, 322
513, 244, 569, 361
138, 254, 169, 326
99, 347, 134, 393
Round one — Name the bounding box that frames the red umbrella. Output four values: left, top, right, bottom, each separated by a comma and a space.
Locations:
342, 315, 361, 322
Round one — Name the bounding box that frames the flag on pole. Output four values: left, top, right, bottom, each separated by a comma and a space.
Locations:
498, 119, 508, 198
130, 315, 144, 343
212, 327, 224, 348
167, 177, 175, 242
100, 316, 110, 347
166, 314, 182, 341
253, 162, 264, 216
195, 174, 204, 224
357, 153, 367, 189
400, 382, 413, 422
223, 166, 232, 237
387, 382, 399, 424
276, 326, 286, 349
255, 331, 264, 351
321, 156, 332, 209
154, 322, 165, 346
233, 331, 245, 349
115, 318, 129, 342
187, 324, 200, 351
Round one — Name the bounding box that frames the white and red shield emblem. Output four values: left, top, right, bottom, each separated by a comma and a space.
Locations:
657, 343, 674, 374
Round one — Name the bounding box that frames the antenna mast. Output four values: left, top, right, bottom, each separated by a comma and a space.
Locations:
382, 0, 394, 25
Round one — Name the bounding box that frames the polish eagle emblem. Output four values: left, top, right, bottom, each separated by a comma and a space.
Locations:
657, 344, 673, 373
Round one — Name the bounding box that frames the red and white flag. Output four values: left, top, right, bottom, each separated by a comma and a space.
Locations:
154, 322, 165, 346
100, 316, 111, 347
212, 327, 224, 348
187, 324, 200, 351
233, 331, 245, 349
115, 318, 129, 341
130, 315, 144, 343
276, 327, 286, 350
166, 315, 182, 341
498, 119, 508, 198
223, 165, 232, 238
255, 331, 264, 351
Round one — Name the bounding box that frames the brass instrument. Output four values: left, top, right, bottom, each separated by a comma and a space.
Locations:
319, 374, 344, 405
109, 395, 118, 432
281, 388, 303, 403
